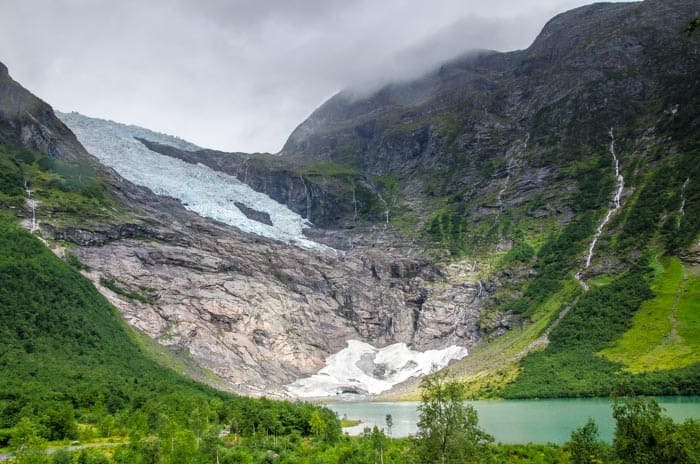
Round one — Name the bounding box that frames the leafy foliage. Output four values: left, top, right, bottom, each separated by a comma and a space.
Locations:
413, 370, 493, 464
426, 209, 470, 257
600, 257, 700, 372
567, 418, 607, 464
612, 394, 700, 463
0, 145, 116, 218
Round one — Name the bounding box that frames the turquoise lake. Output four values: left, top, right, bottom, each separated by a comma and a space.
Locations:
327, 397, 700, 444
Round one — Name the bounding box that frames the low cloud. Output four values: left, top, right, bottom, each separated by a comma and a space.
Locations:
0, 0, 633, 153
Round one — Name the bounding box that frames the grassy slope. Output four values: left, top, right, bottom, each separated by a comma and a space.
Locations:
600, 257, 700, 372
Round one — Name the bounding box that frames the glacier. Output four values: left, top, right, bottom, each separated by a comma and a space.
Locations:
287, 340, 469, 398
57, 112, 333, 252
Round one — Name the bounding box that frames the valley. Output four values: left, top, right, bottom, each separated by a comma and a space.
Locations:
0, 0, 699, 462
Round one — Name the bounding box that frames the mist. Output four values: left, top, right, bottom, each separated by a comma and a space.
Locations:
0, 0, 635, 153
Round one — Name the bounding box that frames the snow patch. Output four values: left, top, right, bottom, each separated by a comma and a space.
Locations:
57, 112, 333, 253
287, 340, 468, 398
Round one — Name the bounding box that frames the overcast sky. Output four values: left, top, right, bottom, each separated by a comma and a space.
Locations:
0, 0, 634, 153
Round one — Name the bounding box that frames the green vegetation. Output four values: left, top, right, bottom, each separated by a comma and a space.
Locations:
618, 150, 700, 255
339, 418, 361, 428
0, 213, 343, 463
500, 241, 535, 265
565, 394, 700, 463
413, 371, 493, 463
99, 277, 156, 305
0, 145, 119, 221
452, 279, 580, 398
600, 257, 700, 372
567, 418, 606, 464
611, 393, 700, 463
426, 208, 470, 257
0, 201, 695, 464
503, 263, 700, 398
488, 214, 593, 319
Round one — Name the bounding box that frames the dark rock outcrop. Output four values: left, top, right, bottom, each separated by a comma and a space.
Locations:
0, 62, 92, 161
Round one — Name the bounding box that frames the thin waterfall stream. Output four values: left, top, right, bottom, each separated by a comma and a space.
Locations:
575, 128, 624, 290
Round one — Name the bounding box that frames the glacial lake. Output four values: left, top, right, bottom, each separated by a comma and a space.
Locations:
327, 397, 700, 444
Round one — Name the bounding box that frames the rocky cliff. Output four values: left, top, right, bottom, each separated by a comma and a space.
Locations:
0, 63, 90, 161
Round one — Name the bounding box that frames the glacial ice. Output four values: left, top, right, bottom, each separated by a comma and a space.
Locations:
287, 340, 469, 398
57, 112, 333, 252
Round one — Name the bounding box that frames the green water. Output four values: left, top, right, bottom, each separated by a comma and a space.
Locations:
327, 396, 700, 444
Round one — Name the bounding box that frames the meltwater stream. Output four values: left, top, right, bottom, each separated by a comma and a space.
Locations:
57, 112, 334, 253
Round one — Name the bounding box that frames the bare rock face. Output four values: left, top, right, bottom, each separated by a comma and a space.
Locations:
55, 202, 487, 396
680, 241, 700, 266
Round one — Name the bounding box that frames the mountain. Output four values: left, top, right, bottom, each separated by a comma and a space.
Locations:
0, 65, 479, 398
50, 111, 479, 398
1, 0, 699, 401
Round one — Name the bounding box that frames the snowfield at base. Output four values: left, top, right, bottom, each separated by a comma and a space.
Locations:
287, 340, 469, 397
57, 112, 333, 252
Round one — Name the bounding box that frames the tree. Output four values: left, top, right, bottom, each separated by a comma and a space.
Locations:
9, 417, 47, 464
612, 394, 700, 463
385, 414, 393, 437
309, 411, 327, 440
76, 449, 109, 464
41, 405, 77, 441
187, 405, 209, 448
366, 426, 386, 464
98, 414, 116, 438
413, 370, 493, 464
567, 418, 606, 464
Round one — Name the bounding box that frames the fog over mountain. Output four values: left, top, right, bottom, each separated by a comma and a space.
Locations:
0, 0, 634, 153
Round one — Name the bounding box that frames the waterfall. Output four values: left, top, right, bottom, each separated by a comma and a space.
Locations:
496, 159, 512, 215
496, 134, 528, 219
24, 180, 38, 232
679, 177, 690, 219
299, 175, 312, 220
576, 128, 625, 288
351, 179, 358, 223
374, 190, 390, 242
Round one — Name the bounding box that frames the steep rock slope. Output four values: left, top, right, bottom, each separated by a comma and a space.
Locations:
279, 0, 699, 243
0, 62, 89, 162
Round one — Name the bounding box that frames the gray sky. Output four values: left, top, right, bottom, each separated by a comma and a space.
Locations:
0, 0, 634, 153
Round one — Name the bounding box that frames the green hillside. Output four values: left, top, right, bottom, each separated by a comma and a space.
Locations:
446, 132, 700, 398
600, 257, 700, 373
0, 209, 342, 461
0, 212, 219, 418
